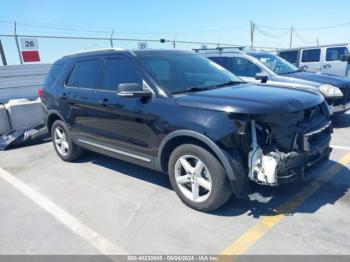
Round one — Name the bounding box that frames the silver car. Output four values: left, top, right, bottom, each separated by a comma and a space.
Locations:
199, 48, 350, 114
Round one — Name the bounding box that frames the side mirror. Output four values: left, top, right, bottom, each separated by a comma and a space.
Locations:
340, 54, 350, 63
255, 73, 268, 83
117, 83, 153, 98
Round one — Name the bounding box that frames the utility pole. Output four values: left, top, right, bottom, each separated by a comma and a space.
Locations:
289, 26, 293, 48
0, 38, 7, 65
316, 38, 319, 46
110, 29, 115, 48
14, 21, 23, 65
250, 21, 255, 49
173, 34, 178, 49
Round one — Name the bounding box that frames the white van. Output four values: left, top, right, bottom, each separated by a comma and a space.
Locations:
278, 44, 350, 78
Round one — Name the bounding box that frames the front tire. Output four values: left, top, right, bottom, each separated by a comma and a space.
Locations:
168, 144, 232, 212
51, 120, 84, 162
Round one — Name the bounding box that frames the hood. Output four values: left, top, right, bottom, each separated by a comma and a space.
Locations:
288, 71, 350, 89
269, 74, 321, 89
175, 83, 324, 114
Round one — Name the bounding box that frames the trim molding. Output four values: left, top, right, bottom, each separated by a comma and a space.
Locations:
77, 139, 152, 163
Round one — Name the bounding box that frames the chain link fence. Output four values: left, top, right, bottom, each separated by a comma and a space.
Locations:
0, 33, 257, 65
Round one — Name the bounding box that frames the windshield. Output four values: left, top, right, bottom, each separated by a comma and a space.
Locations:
251, 53, 300, 75
138, 53, 241, 94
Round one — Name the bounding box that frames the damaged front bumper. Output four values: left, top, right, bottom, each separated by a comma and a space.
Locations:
247, 119, 332, 186
277, 133, 332, 184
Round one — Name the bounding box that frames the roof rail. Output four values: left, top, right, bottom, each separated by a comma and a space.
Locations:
278, 42, 350, 51
193, 46, 247, 54
62, 48, 125, 58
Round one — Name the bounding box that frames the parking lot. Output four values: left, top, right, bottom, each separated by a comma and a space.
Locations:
0, 112, 350, 256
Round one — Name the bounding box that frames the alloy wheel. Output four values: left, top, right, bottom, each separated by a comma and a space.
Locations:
53, 126, 69, 156
174, 155, 212, 203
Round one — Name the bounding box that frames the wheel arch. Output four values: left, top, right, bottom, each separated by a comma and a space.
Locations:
46, 110, 65, 135
156, 130, 237, 181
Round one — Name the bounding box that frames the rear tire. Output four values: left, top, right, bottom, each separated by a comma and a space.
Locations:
51, 120, 84, 162
168, 144, 232, 212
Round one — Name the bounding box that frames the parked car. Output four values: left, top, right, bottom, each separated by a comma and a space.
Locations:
201, 48, 350, 114
278, 44, 350, 78
40, 49, 332, 211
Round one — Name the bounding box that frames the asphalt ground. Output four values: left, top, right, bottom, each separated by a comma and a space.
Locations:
1, 112, 350, 258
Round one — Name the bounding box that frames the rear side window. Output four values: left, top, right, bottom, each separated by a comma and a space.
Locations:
301, 49, 321, 62
102, 58, 142, 91
66, 59, 100, 89
44, 63, 64, 87
326, 47, 349, 61
279, 51, 298, 65
209, 56, 223, 64
208, 56, 231, 70
229, 57, 261, 77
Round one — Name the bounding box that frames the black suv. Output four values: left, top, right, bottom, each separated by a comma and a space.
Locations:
40, 49, 332, 211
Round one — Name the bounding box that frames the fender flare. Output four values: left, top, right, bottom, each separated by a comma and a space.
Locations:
46, 110, 65, 128
156, 130, 237, 180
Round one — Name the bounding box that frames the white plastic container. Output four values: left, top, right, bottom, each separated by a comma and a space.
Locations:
0, 105, 11, 135
5, 98, 44, 130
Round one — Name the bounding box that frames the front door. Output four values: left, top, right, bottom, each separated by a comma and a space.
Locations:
299, 48, 322, 73
226, 56, 264, 84
86, 55, 159, 163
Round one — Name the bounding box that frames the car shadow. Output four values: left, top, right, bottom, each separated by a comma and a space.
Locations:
213, 159, 350, 218
80, 152, 350, 219
82, 152, 172, 190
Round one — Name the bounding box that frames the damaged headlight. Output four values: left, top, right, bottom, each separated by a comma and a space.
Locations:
319, 84, 343, 98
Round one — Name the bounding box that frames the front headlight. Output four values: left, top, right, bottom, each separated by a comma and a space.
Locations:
319, 84, 343, 98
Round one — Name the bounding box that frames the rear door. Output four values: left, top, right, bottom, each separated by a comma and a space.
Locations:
63, 58, 102, 142
299, 48, 322, 72
323, 46, 350, 76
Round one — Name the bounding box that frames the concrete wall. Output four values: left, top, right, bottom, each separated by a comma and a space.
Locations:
0, 64, 51, 104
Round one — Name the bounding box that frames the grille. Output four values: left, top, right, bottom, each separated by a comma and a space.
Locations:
302, 121, 332, 152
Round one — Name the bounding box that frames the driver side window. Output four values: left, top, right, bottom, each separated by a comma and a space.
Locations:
230, 57, 261, 77
102, 58, 142, 91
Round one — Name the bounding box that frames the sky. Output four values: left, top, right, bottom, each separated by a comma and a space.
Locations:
0, 0, 350, 64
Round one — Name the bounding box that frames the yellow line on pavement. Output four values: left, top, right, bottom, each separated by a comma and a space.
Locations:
220, 152, 350, 256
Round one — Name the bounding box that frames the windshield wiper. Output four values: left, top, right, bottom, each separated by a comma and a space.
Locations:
172, 86, 213, 94
215, 80, 242, 87
172, 81, 242, 94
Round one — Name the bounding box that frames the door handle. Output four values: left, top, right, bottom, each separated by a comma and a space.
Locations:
323, 64, 332, 69
60, 93, 67, 100
301, 65, 308, 70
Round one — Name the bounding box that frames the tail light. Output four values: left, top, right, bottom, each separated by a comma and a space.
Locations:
38, 88, 44, 98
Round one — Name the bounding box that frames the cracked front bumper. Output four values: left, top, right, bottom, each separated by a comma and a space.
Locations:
277, 138, 332, 184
